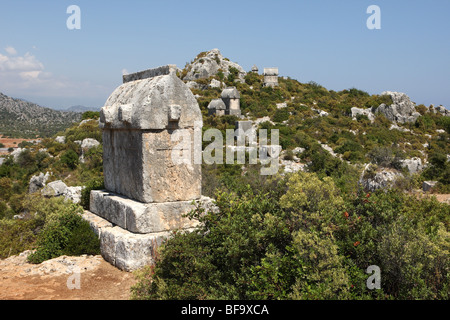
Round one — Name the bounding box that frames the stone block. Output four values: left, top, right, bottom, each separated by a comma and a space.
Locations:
90, 190, 203, 234
81, 210, 171, 271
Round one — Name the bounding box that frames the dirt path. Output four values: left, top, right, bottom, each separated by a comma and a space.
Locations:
0, 251, 137, 300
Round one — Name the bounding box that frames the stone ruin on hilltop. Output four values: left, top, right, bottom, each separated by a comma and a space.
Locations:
83, 65, 216, 271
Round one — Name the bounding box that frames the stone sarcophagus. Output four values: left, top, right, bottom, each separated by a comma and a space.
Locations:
84, 65, 214, 271
99, 64, 202, 203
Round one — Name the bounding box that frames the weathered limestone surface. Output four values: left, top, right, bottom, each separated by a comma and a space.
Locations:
29, 172, 50, 193
351, 107, 375, 122
102, 128, 201, 203
182, 49, 246, 82
376, 91, 421, 124
82, 211, 171, 272
89, 190, 208, 234
400, 157, 424, 174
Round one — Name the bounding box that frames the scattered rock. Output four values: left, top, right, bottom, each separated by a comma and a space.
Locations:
78, 119, 99, 127
389, 123, 411, 132
281, 160, 306, 174
435, 105, 449, 116
55, 136, 66, 144
311, 107, 329, 117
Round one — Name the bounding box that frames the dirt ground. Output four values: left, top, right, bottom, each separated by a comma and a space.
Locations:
0, 136, 36, 148
414, 192, 450, 204
0, 251, 137, 300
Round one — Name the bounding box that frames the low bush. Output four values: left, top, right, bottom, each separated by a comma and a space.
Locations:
27, 199, 100, 264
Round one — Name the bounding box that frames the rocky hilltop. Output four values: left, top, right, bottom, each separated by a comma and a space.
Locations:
0, 92, 82, 138
181, 48, 246, 82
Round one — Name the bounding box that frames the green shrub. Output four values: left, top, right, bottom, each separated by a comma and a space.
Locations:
132, 170, 449, 300
60, 149, 79, 169
27, 200, 99, 264
81, 177, 105, 210
0, 219, 38, 258
82, 111, 100, 120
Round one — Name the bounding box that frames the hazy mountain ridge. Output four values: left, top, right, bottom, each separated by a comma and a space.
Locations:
57, 105, 101, 113
0, 92, 82, 138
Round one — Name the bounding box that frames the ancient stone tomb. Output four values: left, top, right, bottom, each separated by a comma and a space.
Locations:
84, 65, 212, 271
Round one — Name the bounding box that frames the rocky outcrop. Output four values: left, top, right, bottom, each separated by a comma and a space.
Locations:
42, 180, 69, 197
79, 138, 100, 163
376, 91, 421, 124
359, 164, 404, 192
41, 180, 83, 204
29, 172, 51, 193
429, 105, 450, 116
399, 157, 424, 174
351, 107, 375, 121
55, 136, 66, 144
64, 186, 84, 204
182, 49, 246, 82
11, 148, 26, 163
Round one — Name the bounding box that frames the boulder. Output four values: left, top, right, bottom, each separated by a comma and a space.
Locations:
351, 107, 375, 121
55, 136, 66, 144
41, 180, 68, 197
79, 138, 100, 163
376, 91, 421, 124
311, 107, 329, 117
29, 172, 51, 193
81, 138, 100, 150
359, 164, 404, 192
435, 105, 449, 116
11, 148, 26, 163
64, 186, 84, 204
400, 157, 423, 174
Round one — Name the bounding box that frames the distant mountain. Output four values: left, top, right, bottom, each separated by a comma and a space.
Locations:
0, 92, 82, 138
58, 105, 101, 112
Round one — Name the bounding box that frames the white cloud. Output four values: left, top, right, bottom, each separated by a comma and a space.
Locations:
0, 49, 110, 104
122, 68, 129, 75
5, 46, 17, 55
0, 52, 43, 72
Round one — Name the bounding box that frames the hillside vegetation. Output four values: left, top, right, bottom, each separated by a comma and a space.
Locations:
0, 92, 82, 138
0, 49, 449, 300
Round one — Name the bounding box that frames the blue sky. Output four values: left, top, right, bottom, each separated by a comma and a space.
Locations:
0, 0, 449, 109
